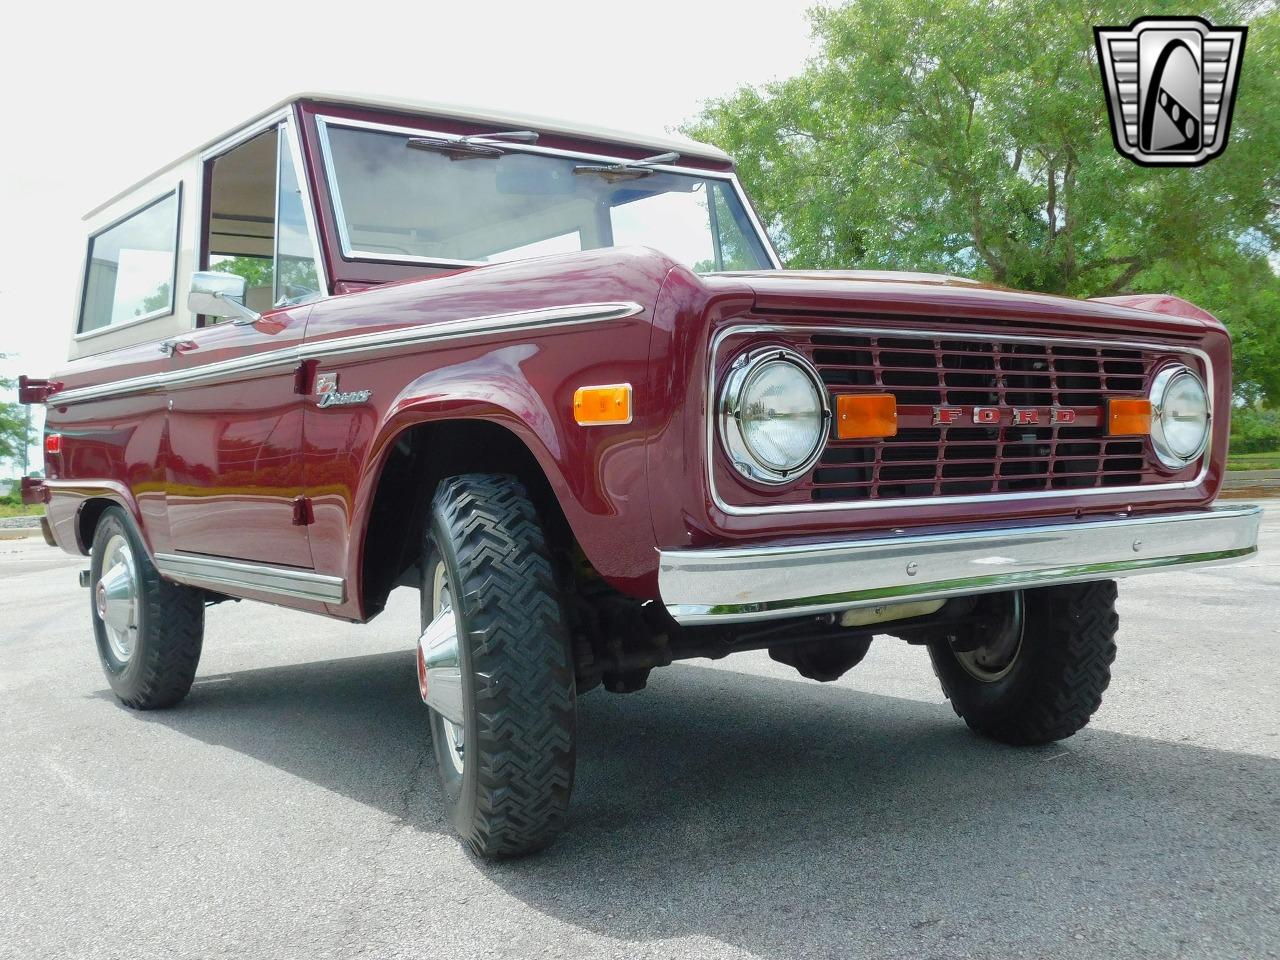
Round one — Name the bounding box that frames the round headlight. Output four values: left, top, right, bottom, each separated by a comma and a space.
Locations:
1150, 365, 1210, 469
719, 348, 829, 484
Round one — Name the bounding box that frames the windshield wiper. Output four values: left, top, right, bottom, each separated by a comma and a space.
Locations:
572, 151, 680, 182
406, 130, 540, 161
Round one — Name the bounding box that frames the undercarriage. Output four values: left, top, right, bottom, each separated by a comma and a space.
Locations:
565, 561, 1023, 693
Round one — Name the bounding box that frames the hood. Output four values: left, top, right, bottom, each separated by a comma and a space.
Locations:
702, 269, 1222, 339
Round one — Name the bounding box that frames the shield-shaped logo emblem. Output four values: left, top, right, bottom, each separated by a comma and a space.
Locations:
1095, 17, 1246, 167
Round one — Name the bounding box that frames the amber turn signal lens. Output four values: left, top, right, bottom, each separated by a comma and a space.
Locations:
574, 384, 633, 426
1107, 397, 1153, 436
835, 394, 898, 439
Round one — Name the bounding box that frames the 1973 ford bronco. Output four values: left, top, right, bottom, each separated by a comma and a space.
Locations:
21, 93, 1262, 857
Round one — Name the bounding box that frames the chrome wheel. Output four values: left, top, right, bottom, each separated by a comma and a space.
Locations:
95, 533, 139, 663
953, 592, 1024, 682
419, 561, 464, 776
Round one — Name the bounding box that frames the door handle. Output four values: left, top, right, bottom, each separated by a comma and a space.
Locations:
159, 339, 198, 357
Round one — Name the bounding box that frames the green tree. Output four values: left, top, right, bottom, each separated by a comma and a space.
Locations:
0, 358, 34, 466
138, 281, 172, 316
210, 255, 273, 291
686, 0, 1280, 401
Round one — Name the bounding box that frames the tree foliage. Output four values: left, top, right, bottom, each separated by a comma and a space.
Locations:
211, 255, 273, 290
686, 0, 1280, 402
0, 358, 33, 467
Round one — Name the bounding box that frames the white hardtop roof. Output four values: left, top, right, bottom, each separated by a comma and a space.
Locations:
85, 90, 733, 220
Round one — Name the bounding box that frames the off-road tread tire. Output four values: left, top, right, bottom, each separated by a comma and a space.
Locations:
90, 507, 204, 710
928, 582, 1118, 746
427, 474, 576, 858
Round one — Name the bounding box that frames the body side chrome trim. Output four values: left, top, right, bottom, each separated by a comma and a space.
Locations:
153, 553, 346, 604
660, 504, 1261, 624
707, 324, 1214, 516
295, 301, 643, 362
49, 350, 296, 406
50, 301, 644, 405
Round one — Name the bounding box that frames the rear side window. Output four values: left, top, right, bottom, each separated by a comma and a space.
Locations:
79, 189, 181, 334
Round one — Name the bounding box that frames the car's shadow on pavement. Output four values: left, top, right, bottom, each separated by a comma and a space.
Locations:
122, 650, 1279, 957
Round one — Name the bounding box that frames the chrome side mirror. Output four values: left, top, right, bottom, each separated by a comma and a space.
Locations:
188, 271, 260, 325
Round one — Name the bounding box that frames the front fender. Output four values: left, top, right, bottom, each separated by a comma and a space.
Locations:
297, 247, 689, 618
302, 310, 672, 619
1089, 293, 1225, 328
358, 344, 656, 590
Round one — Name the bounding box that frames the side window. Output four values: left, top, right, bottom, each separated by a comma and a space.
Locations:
79, 189, 180, 334
204, 128, 279, 318
275, 124, 321, 304
202, 124, 323, 320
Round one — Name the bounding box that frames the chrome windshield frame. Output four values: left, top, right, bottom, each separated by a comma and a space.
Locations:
313, 114, 783, 271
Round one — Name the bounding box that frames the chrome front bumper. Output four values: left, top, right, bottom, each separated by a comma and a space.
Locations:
658, 504, 1262, 625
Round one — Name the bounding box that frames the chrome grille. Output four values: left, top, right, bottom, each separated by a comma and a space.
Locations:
797, 332, 1170, 503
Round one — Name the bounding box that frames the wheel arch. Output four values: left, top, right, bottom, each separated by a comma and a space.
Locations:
329, 314, 661, 621
357, 414, 577, 620
77, 497, 119, 555
54, 484, 150, 558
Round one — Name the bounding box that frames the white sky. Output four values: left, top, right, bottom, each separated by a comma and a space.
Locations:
0, 0, 819, 473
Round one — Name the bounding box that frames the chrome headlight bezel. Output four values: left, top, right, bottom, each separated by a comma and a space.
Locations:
718, 347, 830, 486
1149, 364, 1211, 470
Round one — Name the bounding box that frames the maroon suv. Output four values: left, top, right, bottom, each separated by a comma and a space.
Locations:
20, 93, 1261, 856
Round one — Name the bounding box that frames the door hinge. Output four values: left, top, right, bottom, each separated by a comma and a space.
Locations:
294, 359, 318, 396
292, 496, 315, 526
18, 375, 62, 404
20, 476, 50, 505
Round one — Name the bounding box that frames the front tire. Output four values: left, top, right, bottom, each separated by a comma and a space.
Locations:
419, 474, 576, 858
927, 582, 1118, 746
89, 507, 205, 709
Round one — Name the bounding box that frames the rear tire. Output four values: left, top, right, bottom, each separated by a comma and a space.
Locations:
89, 507, 205, 709
927, 582, 1118, 746
419, 474, 576, 858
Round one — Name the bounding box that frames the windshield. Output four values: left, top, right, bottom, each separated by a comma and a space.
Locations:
319, 122, 774, 272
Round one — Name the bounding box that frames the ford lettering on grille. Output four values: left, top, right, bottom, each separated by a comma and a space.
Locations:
931, 405, 1080, 426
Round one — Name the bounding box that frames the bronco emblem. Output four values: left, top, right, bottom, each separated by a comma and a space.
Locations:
315, 371, 372, 408
1094, 17, 1247, 167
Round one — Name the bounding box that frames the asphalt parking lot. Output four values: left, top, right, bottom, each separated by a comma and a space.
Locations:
2, 503, 1277, 960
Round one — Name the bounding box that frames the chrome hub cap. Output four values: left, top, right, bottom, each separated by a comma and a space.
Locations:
96, 534, 139, 663
954, 593, 1025, 682
420, 562, 464, 776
